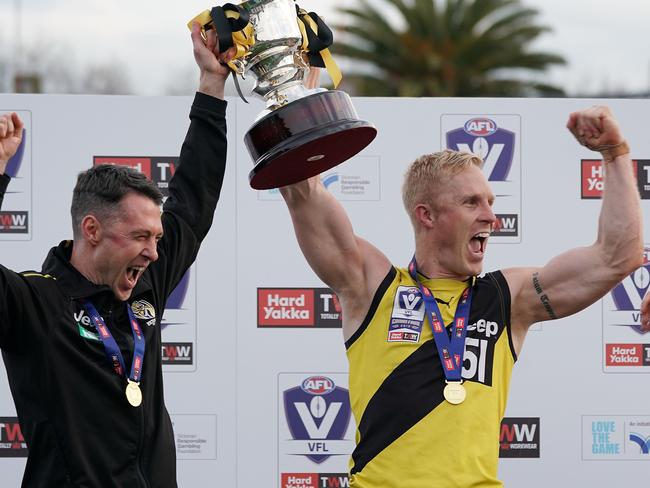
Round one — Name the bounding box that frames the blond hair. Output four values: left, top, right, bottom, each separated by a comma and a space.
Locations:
402, 150, 483, 225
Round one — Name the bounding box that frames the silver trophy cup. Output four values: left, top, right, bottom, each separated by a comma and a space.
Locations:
192, 0, 377, 189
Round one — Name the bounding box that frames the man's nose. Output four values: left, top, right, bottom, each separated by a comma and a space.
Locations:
142, 238, 159, 262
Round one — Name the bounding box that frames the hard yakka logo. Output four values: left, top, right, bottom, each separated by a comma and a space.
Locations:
93, 156, 178, 199
0, 417, 28, 457
582, 159, 650, 199
258, 288, 342, 328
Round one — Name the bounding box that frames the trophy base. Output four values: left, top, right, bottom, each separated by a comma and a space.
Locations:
246, 91, 377, 190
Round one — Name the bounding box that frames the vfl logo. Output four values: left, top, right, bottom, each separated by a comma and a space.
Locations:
284, 376, 351, 464
446, 118, 515, 182
131, 299, 156, 326
630, 433, 650, 454
398, 288, 422, 315
609, 248, 650, 332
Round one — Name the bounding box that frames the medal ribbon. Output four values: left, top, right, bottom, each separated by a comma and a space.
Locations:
81, 300, 145, 384
407, 256, 473, 382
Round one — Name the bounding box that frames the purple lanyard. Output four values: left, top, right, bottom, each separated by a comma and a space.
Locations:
81, 299, 145, 383
407, 256, 473, 381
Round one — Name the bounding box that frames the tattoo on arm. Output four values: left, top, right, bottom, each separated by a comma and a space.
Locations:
532, 272, 558, 320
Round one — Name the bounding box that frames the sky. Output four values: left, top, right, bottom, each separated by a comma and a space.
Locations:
0, 0, 648, 96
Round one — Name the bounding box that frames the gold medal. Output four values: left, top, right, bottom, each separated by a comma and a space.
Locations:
125, 380, 142, 407
443, 381, 466, 405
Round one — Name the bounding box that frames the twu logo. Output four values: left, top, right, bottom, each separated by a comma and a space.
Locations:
446, 118, 515, 182
629, 433, 650, 454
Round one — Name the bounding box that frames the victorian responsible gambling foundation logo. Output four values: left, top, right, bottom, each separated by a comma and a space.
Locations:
499, 417, 540, 458
603, 246, 650, 372
1, 110, 32, 239
582, 416, 650, 460
0, 417, 28, 457
258, 155, 380, 202
258, 288, 342, 328
581, 159, 650, 199
442, 115, 522, 243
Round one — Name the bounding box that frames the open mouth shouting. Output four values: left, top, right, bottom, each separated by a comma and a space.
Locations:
126, 266, 146, 288
469, 232, 490, 256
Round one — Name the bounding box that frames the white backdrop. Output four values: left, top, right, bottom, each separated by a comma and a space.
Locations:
0, 93, 648, 487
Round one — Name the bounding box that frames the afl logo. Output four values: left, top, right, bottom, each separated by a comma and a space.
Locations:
301, 376, 335, 395
464, 118, 497, 136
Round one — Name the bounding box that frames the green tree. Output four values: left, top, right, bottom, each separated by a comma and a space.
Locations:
332, 0, 566, 96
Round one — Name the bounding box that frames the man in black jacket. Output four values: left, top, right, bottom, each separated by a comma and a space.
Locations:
0, 23, 232, 487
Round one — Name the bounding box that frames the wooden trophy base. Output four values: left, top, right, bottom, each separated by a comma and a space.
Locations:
246, 91, 377, 190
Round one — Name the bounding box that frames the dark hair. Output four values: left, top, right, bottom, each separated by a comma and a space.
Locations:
71, 164, 163, 237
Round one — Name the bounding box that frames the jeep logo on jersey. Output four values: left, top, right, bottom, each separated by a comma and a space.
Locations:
0, 417, 28, 457
446, 118, 515, 182
461, 317, 504, 386
283, 376, 352, 464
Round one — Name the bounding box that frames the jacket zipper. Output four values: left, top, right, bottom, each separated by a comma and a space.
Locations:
137, 403, 150, 488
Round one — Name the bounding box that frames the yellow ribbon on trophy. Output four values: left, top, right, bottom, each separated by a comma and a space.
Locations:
187, 3, 341, 88
296, 8, 342, 88
187, 4, 254, 74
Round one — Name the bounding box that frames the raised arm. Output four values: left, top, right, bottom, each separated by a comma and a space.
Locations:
152, 24, 235, 297
281, 176, 391, 338
0, 113, 24, 209
0, 112, 23, 174
280, 70, 391, 338
504, 106, 643, 353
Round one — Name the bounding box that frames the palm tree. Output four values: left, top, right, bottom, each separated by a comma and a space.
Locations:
332, 0, 566, 96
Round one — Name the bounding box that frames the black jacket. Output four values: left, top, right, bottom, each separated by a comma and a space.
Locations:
0, 93, 227, 487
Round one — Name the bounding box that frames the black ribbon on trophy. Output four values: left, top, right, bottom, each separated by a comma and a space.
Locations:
188, 0, 376, 190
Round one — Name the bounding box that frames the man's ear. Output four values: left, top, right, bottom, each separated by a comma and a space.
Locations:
414, 203, 435, 229
80, 215, 102, 245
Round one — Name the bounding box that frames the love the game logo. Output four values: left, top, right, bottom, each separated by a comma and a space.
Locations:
446, 118, 515, 182
283, 376, 351, 464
